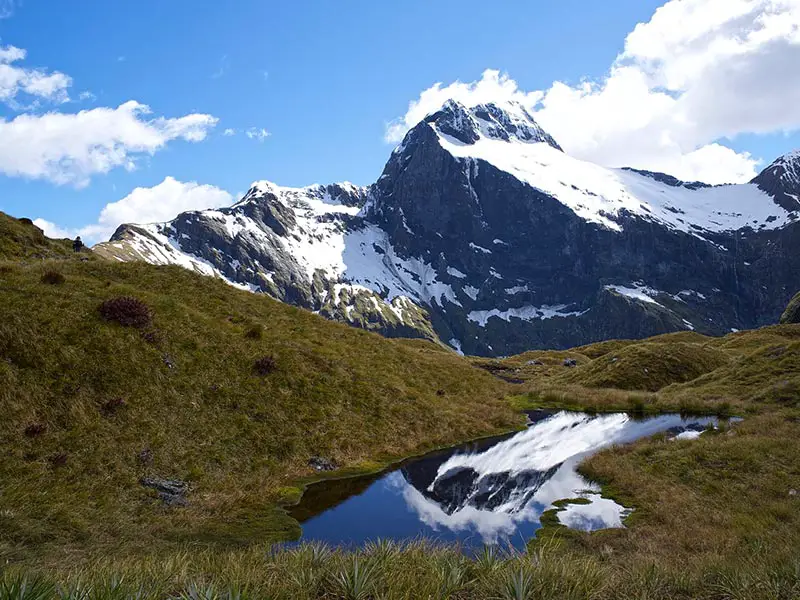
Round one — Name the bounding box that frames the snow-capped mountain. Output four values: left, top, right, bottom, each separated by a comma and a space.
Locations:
94, 99, 800, 356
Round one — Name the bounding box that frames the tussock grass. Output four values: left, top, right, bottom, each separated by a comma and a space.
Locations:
1, 541, 797, 599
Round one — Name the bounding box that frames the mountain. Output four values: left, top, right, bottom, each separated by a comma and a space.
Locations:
94, 100, 800, 356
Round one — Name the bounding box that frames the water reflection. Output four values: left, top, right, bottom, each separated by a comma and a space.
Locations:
288, 411, 718, 550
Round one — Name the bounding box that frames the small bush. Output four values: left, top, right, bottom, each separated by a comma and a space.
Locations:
141, 329, 163, 345
244, 323, 264, 340
254, 354, 277, 376
137, 447, 154, 466
48, 452, 68, 468
24, 423, 46, 437
40, 270, 65, 285
100, 397, 127, 417
98, 296, 152, 329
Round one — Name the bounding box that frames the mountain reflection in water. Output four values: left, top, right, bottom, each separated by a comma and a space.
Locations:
288, 411, 718, 550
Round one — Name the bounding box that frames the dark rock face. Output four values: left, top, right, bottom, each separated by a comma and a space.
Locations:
751, 152, 800, 213
94, 101, 800, 356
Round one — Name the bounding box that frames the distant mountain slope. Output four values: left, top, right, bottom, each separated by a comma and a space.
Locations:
95, 100, 800, 356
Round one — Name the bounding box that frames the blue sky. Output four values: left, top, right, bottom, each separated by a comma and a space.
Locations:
1, 0, 799, 243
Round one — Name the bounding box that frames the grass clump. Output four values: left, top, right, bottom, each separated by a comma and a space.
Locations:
39, 270, 65, 285
98, 296, 153, 329
243, 323, 263, 340
253, 354, 276, 376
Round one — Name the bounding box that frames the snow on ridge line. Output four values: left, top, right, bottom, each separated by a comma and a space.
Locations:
604, 283, 661, 306
435, 129, 794, 235
124, 226, 261, 293
467, 304, 587, 327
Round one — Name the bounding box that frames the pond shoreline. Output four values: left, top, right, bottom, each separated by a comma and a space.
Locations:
282, 408, 726, 550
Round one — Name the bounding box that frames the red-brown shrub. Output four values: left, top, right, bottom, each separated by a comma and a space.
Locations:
40, 270, 65, 285
254, 354, 277, 376
98, 296, 152, 329
24, 423, 46, 437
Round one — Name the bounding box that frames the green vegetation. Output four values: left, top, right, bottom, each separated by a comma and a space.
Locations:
782, 289, 800, 324
0, 228, 519, 564
2, 540, 798, 599
0, 213, 73, 260
2, 213, 800, 598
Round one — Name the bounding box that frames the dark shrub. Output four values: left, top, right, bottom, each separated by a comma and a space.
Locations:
254, 354, 277, 376
98, 296, 152, 329
137, 447, 154, 466
141, 329, 163, 345
40, 270, 65, 285
0, 265, 14, 275
100, 397, 127, 417
436, 389, 446, 397
48, 452, 68, 468
24, 423, 46, 437
244, 323, 264, 340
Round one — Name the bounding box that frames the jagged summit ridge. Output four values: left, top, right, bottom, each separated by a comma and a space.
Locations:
750, 150, 800, 213
422, 99, 562, 150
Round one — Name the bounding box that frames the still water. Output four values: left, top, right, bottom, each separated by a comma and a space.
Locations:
289, 410, 719, 550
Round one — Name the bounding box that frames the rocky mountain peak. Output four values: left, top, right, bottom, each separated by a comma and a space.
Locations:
421, 99, 562, 150
750, 149, 800, 213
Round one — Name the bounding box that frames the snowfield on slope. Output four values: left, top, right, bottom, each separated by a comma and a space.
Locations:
435, 127, 793, 235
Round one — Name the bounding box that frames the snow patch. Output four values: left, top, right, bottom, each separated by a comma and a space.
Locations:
468, 304, 587, 327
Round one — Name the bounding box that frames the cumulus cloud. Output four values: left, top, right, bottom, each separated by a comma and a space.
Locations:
0, 101, 218, 186
245, 127, 270, 141
386, 0, 800, 184
35, 176, 233, 244
0, 44, 72, 104
223, 127, 236, 136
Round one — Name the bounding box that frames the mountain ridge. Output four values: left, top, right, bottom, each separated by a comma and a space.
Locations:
94, 100, 800, 356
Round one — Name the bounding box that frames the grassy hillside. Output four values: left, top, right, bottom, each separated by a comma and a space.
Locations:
0, 212, 73, 260
2, 214, 799, 598
0, 253, 519, 564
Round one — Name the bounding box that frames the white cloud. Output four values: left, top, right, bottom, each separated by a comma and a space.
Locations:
386, 0, 800, 184
223, 127, 236, 136
0, 44, 72, 104
33, 218, 72, 240
245, 127, 270, 141
0, 101, 218, 186
0, 0, 19, 19
35, 176, 233, 244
